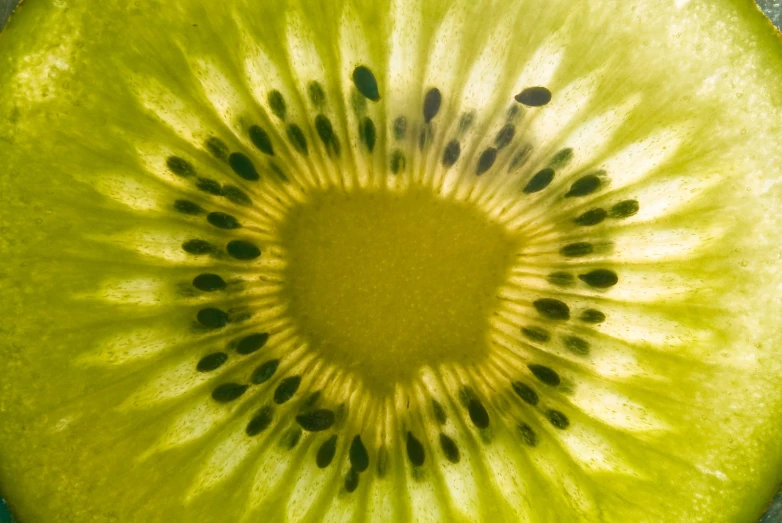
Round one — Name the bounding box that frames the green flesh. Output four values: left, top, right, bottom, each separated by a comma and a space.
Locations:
2, 1, 782, 522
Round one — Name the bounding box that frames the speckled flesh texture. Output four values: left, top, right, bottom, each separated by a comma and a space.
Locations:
1, 1, 782, 522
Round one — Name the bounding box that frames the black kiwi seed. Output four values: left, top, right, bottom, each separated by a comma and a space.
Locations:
268, 90, 287, 120
308, 81, 326, 108
273, 376, 302, 404
205, 137, 229, 160
549, 148, 574, 168
286, 124, 309, 156
349, 435, 370, 472
174, 200, 204, 215
533, 298, 570, 320
360, 117, 376, 153
439, 434, 460, 463
563, 335, 590, 355
192, 273, 226, 292
528, 364, 561, 386
226, 240, 261, 260
467, 398, 490, 429
196, 177, 222, 195
228, 152, 260, 181
610, 199, 640, 218
249, 125, 274, 156
196, 352, 228, 372
390, 150, 406, 174
494, 123, 516, 149
197, 308, 229, 329
316, 435, 338, 468
574, 208, 607, 226
207, 212, 241, 229
515, 86, 552, 107
459, 111, 475, 132
236, 332, 269, 355
442, 140, 461, 168
511, 381, 539, 406
246, 405, 274, 436
406, 432, 425, 467
560, 242, 594, 257
547, 410, 570, 429
432, 400, 447, 424
296, 409, 336, 431
475, 147, 498, 175
393, 116, 407, 140
345, 469, 360, 493
547, 272, 575, 287
517, 423, 538, 446
211, 383, 249, 403
580, 309, 606, 323
522, 326, 550, 343
316, 115, 341, 156
523, 168, 555, 194
251, 359, 279, 384
166, 156, 195, 177
182, 239, 215, 255
221, 185, 252, 206
565, 173, 603, 198
423, 87, 442, 123
352, 65, 380, 101
579, 269, 618, 288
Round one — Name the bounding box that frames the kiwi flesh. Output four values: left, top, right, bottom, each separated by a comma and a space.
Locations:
2, 1, 782, 522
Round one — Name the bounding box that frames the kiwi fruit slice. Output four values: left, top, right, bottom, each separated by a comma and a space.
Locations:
2, 1, 782, 521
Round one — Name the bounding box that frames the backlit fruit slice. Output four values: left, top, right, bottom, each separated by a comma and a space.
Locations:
2, 1, 782, 522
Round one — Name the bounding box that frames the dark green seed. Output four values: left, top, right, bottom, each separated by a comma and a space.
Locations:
442, 140, 461, 168
212, 383, 248, 403
522, 326, 550, 343
376, 446, 389, 477
182, 239, 214, 255
423, 87, 442, 123
197, 308, 229, 329
561, 242, 594, 258
512, 381, 539, 406
205, 137, 229, 160
390, 150, 405, 174
207, 212, 240, 229
579, 269, 618, 288
574, 208, 607, 226
281, 428, 302, 449
249, 125, 274, 156
297, 409, 336, 431
269, 162, 289, 182
547, 410, 570, 429
509, 145, 532, 171
393, 116, 407, 140
565, 174, 602, 198
549, 148, 573, 168
517, 423, 538, 446
251, 359, 279, 384
268, 90, 287, 120
360, 117, 376, 153
439, 434, 460, 464
580, 309, 606, 323
166, 156, 195, 177
523, 168, 555, 194
228, 152, 260, 181
236, 333, 269, 355
563, 336, 590, 355
494, 123, 516, 149
274, 376, 302, 404
196, 177, 222, 195
315, 115, 341, 156
316, 435, 338, 468
467, 398, 490, 429
246, 405, 274, 436
432, 400, 447, 424
345, 469, 360, 493
515, 86, 552, 107
528, 364, 560, 386
476, 148, 498, 175
610, 199, 640, 218
533, 298, 570, 320
174, 200, 204, 215
308, 81, 326, 108
196, 352, 228, 372
459, 112, 475, 132
547, 272, 575, 287
227, 240, 261, 260
193, 273, 226, 292
349, 435, 370, 473
286, 124, 309, 155
352, 65, 380, 101
406, 432, 425, 467
221, 185, 252, 206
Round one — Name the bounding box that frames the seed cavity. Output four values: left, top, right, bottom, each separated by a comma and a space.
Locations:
579, 269, 618, 288
236, 332, 269, 355
509, 145, 532, 171
249, 125, 274, 156
390, 150, 405, 174
512, 381, 539, 406
580, 309, 606, 323
423, 87, 442, 123
251, 359, 279, 385
467, 398, 490, 429
494, 123, 515, 149
610, 199, 640, 218
523, 168, 555, 194
286, 124, 309, 156
268, 90, 287, 120
565, 173, 603, 198
393, 116, 407, 140
314, 115, 340, 157
574, 208, 607, 226
563, 335, 590, 355
197, 352, 228, 372
406, 432, 425, 467
432, 400, 447, 424
345, 469, 360, 493
227, 240, 261, 260
167, 156, 195, 177
174, 200, 204, 215
308, 81, 326, 108
549, 148, 574, 168
316, 435, 338, 468
228, 152, 260, 181
360, 117, 376, 152
528, 364, 560, 386
439, 434, 460, 463
547, 272, 575, 287
533, 298, 570, 320
197, 308, 229, 329
222, 185, 251, 206
205, 137, 229, 160
476, 148, 498, 175
442, 140, 461, 168
560, 242, 594, 258
547, 410, 570, 429
522, 326, 550, 343
515, 86, 552, 107
517, 423, 538, 446
352, 66, 380, 101
349, 435, 370, 472
182, 239, 215, 255
246, 405, 274, 436
193, 273, 226, 292
212, 383, 249, 403
274, 376, 302, 404
297, 409, 336, 431
281, 428, 302, 449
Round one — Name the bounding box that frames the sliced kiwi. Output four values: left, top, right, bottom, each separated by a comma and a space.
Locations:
2, 1, 782, 522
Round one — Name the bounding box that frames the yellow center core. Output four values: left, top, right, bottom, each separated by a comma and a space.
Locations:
279, 188, 518, 393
